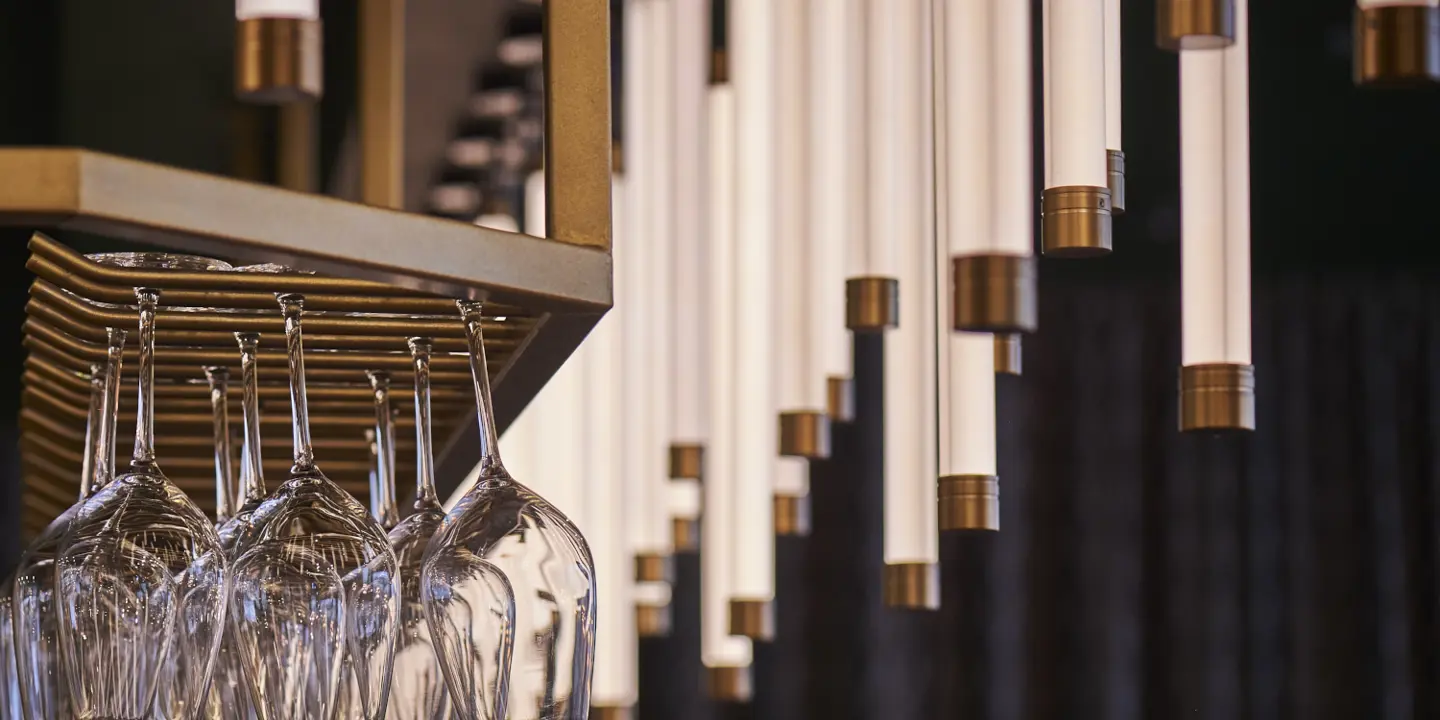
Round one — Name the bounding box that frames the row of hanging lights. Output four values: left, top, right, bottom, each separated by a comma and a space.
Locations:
453, 0, 1438, 713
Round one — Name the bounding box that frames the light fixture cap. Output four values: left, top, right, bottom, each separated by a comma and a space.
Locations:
1354, 5, 1440, 87
845, 277, 899, 332
669, 443, 704, 479
827, 375, 856, 423
1041, 185, 1114, 258
727, 598, 775, 641
952, 254, 1038, 334
774, 493, 812, 537
995, 334, 1023, 376
1108, 149, 1127, 215
634, 553, 675, 583
235, 17, 323, 103
590, 706, 634, 720
636, 602, 673, 638
778, 410, 831, 459
672, 517, 701, 553
882, 562, 940, 610
1156, 0, 1236, 51
705, 665, 753, 702
1179, 362, 1256, 432
939, 474, 1000, 532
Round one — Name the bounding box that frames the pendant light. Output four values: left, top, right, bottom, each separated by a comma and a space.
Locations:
726, 0, 778, 643
1042, 0, 1112, 256
1156, 0, 1235, 51
670, 0, 711, 554
704, 0, 756, 699
773, 0, 820, 539
1354, 0, 1440, 86
1105, 0, 1126, 214
235, 0, 322, 103
810, 0, 866, 424
1179, 0, 1254, 432
849, 0, 904, 334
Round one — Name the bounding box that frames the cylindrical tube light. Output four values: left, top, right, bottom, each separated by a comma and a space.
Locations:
878, 0, 939, 612
1156, 0, 1236, 51
1105, 0, 1126, 214
1179, 0, 1254, 432
809, 0, 864, 423
946, 0, 1037, 334
1042, 0, 1112, 256
776, 0, 831, 467
703, 17, 755, 698
670, 0, 710, 555
726, 0, 777, 642
1354, 0, 1440, 86
235, 0, 322, 103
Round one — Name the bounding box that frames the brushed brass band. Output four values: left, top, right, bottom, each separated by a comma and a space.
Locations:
1354, 6, 1440, 86
951, 254, 1038, 334
711, 49, 730, 85
939, 474, 1000, 532
635, 603, 672, 638
882, 562, 940, 611
774, 494, 811, 537
589, 706, 634, 720
994, 334, 1022, 376
672, 517, 700, 553
778, 410, 831, 459
634, 553, 675, 584
705, 666, 753, 702
1179, 363, 1256, 432
1041, 185, 1113, 257
1107, 149, 1126, 215
1156, 0, 1236, 51
845, 277, 899, 332
727, 599, 775, 641
669, 443, 704, 479
235, 18, 324, 104
826, 375, 855, 423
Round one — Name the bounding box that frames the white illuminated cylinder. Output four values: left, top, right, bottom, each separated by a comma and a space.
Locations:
1044, 0, 1107, 189
703, 78, 753, 667
236, 0, 318, 19
729, 0, 777, 601
672, 0, 709, 447
809, 0, 864, 387
879, 0, 936, 568
648, 0, 678, 557
1181, 0, 1250, 366
778, 0, 811, 415
942, 0, 991, 257
992, 0, 1034, 257
1104, 0, 1122, 153
864, 0, 912, 279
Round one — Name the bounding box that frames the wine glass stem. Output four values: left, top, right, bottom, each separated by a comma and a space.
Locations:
98, 327, 126, 491
238, 332, 267, 500
458, 301, 503, 467
368, 371, 399, 527
132, 288, 159, 467
206, 367, 235, 521
279, 294, 317, 472
409, 338, 439, 509
79, 363, 103, 499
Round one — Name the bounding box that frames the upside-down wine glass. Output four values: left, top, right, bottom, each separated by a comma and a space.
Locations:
13, 348, 121, 720
207, 333, 270, 720
366, 371, 401, 531
228, 294, 399, 720
424, 300, 593, 720
205, 367, 237, 525
57, 289, 229, 720
388, 338, 502, 720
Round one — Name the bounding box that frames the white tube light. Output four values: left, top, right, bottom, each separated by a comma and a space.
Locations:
729, 0, 777, 603
863, 0, 911, 281
236, 0, 318, 20
777, 0, 812, 415
809, 0, 864, 387
992, 0, 1033, 258
672, 0, 709, 448
1045, 0, 1107, 189
878, 0, 936, 571
944, 333, 997, 476
647, 0, 678, 558
703, 72, 753, 668
1104, 0, 1123, 154
942, 0, 990, 258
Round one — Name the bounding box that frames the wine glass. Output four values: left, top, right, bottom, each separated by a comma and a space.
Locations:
13, 330, 125, 720
1, 572, 20, 720
387, 337, 505, 720
229, 294, 399, 720
205, 367, 237, 525
424, 299, 594, 720
366, 371, 401, 530
57, 288, 228, 720
207, 332, 270, 720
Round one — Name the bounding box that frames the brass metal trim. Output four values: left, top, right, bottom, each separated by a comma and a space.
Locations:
826, 375, 855, 423
634, 553, 675, 584
994, 334, 1022, 376
939, 474, 1000, 532
1156, 0, 1236, 51
1179, 362, 1255, 432
727, 598, 775, 641
845, 276, 899, 332
1041, 185, 1114, 258
1354, 5, 1440, 87
778, 410, 831, 459
882, 562, 940, 611
669, 443, 704, 479
543, 0, 614, 250
1107, 149, 1126, 215
360, 0, 404, 208
235, 17, 323, 104
705, 666, 753, 702
672, 517, 700, 553
774, 494, 811, 537
589, 706, 634, 720
951, 254, 1038, 334
636, 602, 673, 638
